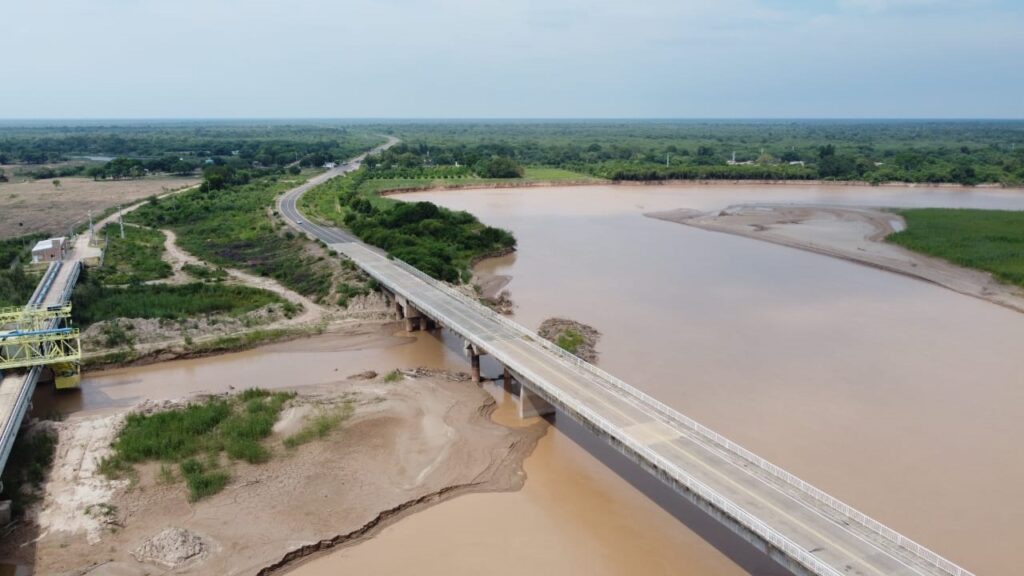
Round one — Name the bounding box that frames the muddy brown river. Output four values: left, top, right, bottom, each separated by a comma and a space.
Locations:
64, 183, 1023, 575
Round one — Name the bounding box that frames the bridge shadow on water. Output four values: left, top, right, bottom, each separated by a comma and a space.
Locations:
544, 408, 789, 576
449, 331, 789, 576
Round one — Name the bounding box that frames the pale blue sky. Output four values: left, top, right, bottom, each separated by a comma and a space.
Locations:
1, 0, 1020, 118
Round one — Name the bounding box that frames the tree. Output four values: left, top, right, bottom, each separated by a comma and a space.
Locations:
475, 156, 524, 178
52, 179, 61, 188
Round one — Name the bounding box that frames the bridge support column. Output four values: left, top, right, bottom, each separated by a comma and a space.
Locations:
466, 343, 486, 383
503, 366, 513, 391
470, 352, 481, 383
519, 382, 555, 419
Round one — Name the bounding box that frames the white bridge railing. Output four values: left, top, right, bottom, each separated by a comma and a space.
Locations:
379, 253, 975, 576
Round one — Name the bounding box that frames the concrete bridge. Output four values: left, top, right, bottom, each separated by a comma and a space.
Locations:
285, 154, 976, 576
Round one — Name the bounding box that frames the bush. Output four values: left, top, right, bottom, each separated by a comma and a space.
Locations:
101, 389, 295, 500
73, 269, 283, 327
475, 156, 524, 178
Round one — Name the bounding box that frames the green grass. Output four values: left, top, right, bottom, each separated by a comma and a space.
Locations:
283, 402, 354, 449
128, 174, 338, 300
522, 167, 603, 181
556, 329, 585, 354
357, 167, 599, 198
887, 208, 1024, 287
383, 369, 403, 382
0, 234, 47, 307
0, 428, 57, 517
182, 262, 228, 282
72, 271, 284, 326
94, 223, 172, 285
101, 388, 296, 501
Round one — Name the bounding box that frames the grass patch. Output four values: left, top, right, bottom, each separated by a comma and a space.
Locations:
72, 267, 283, 327
0, 234, 47, 307
336, 281, 369, 307
283, 402, 354, 449
0, 428, 57, 517
182, 262, 228, 282
887, 208, 1024, 287
188, 326, 317, 354
556, 329, 585, 354
383, 369, 404, 383
94, 223, 171, 284
101, 388, 296, 501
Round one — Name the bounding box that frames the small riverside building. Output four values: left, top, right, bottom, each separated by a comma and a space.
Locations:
31, 237, 67, 263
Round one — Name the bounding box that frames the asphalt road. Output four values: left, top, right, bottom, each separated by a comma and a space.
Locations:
278, 136, 398, 244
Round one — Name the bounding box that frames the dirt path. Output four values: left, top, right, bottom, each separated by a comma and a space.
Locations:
5, 373, 545, 576
161, 229, 327, 327
648, 204, 1024, 313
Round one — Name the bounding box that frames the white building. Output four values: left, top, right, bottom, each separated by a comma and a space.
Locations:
31, 237, 67, 263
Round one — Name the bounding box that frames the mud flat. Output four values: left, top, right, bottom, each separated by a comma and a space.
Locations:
648, 204, 1024, 314
1, 371, 544, 576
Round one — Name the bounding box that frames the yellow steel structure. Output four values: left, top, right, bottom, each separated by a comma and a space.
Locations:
0, 302, 82, 389
0, 329, 82, 371
0, 304, 72, 331
53, 361, 82, 390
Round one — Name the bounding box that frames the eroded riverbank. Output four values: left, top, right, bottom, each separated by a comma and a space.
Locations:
648, 204, 1024, 313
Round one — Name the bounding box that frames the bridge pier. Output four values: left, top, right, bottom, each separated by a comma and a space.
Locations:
518, 381, 555, 419
394, 294, 427, 332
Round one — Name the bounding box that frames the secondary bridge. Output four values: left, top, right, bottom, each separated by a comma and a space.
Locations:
283, 151, 974, 576
0, 256, 83, 487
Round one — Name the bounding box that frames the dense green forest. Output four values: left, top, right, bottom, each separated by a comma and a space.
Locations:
0, 122, 385, 176
361, 121, 1024, 185
303, 170, 515, 282
3, 120, 1022, 185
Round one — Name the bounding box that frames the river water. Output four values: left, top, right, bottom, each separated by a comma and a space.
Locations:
360, 183, 1020, 576
63, 183, 1024, 575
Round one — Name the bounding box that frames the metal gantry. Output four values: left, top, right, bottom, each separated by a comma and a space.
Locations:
0, 303, 81, 384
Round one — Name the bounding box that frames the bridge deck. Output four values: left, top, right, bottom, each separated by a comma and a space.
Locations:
333, 241, 960, 576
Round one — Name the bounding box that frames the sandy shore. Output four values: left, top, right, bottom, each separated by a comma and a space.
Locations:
1, 372, 544, 575
648, 204, 1024, 313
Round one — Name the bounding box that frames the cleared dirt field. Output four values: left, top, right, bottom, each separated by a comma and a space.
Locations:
0, 175, 199, 239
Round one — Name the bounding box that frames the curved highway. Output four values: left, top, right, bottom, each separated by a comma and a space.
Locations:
278, 136, 398, 244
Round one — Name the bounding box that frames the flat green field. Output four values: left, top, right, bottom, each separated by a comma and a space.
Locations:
887, 208, 1024, 287
359, 166, 602, 201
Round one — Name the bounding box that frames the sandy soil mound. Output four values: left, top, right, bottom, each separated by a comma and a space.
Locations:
132, 527, 209, 568
538, 317, 601, 363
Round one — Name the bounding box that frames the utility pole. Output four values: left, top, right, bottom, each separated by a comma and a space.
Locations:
118, 206, 125, 239
666, 153, 670, 166
88, 211, 94, 241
